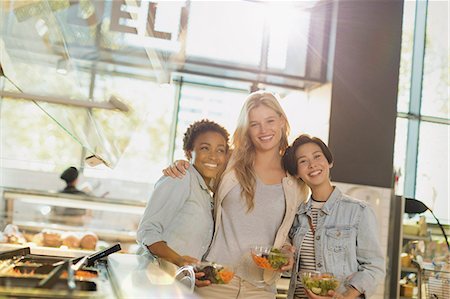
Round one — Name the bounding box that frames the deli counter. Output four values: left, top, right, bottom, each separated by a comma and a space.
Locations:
0, 245, 197, 298
0, 188, 197, 298
1, 188, 145, 252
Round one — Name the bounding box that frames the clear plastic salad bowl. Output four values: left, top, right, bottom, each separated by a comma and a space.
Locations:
301, 271, 340, 296
250, 245, 292, 270
193, 262, 234, 284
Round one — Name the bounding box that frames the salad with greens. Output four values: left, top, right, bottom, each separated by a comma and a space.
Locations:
194, 262, 234, 284
251, 246, 290, 270
301, 272, 340, 296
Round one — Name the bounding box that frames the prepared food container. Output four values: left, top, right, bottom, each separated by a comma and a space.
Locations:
250, 245, 291, 271
194, 262, 234, 284
301, 271, 340, 296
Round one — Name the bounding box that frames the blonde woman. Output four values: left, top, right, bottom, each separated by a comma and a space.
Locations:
165, 91, 308, 298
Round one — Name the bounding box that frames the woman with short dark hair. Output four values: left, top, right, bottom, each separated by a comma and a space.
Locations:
282, 134, 385, 299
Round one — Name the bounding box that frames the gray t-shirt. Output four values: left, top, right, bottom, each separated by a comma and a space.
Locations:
206, 178, 285, 286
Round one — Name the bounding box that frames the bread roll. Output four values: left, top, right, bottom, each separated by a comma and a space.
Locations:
62, 234, 81, 248
80, 233, 98, 250
43, 231, 62, 247
32, 232, 44, 246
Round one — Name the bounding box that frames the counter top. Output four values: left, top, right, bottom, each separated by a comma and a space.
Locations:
0, 242, 91, 257
0, 245, 198, 298
107, 253, 198, 299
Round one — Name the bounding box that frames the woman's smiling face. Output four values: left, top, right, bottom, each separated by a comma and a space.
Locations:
295, 142, 333, 188
191, 131, 228, 184
247, 104, 285, 152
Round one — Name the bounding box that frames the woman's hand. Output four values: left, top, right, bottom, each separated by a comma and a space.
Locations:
279, 244, 296, 272
175, 256, 211, 287
305, 288, 334, 298
194, 271, 211, 287
162, 160, 190, 178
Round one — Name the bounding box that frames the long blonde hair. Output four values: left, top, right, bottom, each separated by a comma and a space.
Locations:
229, 91, 290, 211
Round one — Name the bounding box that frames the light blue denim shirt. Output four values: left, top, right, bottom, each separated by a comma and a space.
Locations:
136, 166, 214, 261
287, 187, 385, 298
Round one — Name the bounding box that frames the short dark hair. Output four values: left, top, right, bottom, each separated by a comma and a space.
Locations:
60, 166, 79, 183
183, 119, 229, 158
282, 134, 333, 176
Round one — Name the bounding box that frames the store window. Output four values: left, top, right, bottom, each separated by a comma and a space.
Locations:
394, 0, 449, 224
396, 0, 415, 114
186, 1, 264, 66
84, 75, 175, 184
267, 7, 310, 75
420, 2, 449, 119
173, 83, 248, 160
416, 122, 449, 219
0, 97, 82, 173
183, 1, 327, 89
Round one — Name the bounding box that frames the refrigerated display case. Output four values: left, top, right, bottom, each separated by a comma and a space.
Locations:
1, 188, 146, 253
0, 188, 198, 298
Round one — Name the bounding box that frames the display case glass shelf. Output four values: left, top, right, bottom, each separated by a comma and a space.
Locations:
1, 188, 146, 253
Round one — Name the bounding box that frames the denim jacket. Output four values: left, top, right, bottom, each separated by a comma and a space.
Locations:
287, 187, 385, 298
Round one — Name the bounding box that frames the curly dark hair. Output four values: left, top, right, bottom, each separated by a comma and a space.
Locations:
282, 134, 333, 177
183, 119, 230, 158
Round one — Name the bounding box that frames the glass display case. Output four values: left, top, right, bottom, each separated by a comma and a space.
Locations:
0, 189, 199, 298
1, 188, 146, 254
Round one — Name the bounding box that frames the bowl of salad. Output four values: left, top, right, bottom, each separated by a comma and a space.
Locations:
301, 271, 340, 296
250, 245, 291, 271
194, 262, 234, 284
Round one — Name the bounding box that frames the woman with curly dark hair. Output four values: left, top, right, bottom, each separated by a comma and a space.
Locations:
137, 119, 229, 269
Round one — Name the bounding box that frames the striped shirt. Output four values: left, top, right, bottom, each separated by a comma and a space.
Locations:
294, 199, 325, 299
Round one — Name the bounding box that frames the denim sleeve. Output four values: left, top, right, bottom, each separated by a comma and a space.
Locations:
347, 205, 386, 298
136, 173, 191, 250
288, 213, 300, 240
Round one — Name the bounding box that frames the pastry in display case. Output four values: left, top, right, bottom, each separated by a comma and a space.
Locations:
0, 189, 199, 298
0, 189, 200, 297
1, 188, 146, 254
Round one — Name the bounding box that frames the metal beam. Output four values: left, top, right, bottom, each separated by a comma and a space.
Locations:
404, 0, 428, 197
0, 91, 129, 112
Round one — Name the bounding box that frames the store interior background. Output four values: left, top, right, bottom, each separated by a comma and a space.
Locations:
0, 1, 448, 298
